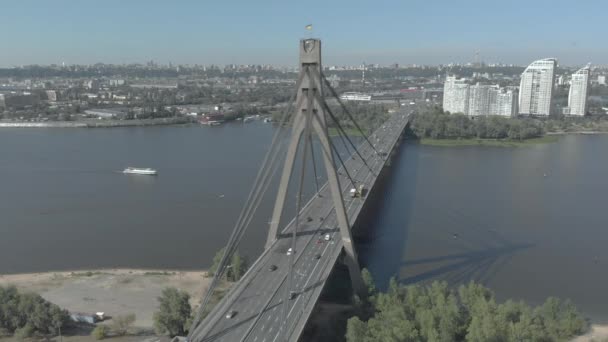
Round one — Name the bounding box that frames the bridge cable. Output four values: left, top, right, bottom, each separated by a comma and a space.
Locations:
321, 73, 381, 157
189, 123, 288, 336
309, 136, 321, 194
323, 102, 377, 177
189, 74, 303, 335
310, 73, 378, 177
328, 134, 356, 188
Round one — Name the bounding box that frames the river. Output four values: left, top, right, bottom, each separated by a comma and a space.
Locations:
0, 123, 607, 322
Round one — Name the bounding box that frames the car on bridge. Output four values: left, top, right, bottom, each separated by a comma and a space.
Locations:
269, 264, 278, 271
225, 310, 237, 319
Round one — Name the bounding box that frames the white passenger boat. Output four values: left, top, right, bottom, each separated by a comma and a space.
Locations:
123, 167, 157, 175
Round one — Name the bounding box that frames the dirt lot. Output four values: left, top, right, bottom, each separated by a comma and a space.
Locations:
0, 269, 210, 328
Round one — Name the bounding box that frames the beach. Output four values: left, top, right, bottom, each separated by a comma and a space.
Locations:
0, 268, 210, 328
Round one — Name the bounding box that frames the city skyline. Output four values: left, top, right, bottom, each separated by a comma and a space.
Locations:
0, 0, 605, 67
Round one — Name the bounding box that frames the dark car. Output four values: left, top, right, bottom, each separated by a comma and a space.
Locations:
315, 254, 321, 260
269, 264, 278, 271
289, 291, 297, 300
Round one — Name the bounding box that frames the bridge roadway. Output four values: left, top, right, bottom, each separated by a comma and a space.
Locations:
190, 111, 411, 342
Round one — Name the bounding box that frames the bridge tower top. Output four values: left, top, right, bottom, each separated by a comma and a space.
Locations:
299, 38, 322, 66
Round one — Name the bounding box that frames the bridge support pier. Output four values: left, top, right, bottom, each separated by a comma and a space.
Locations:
264, 39, 366, 298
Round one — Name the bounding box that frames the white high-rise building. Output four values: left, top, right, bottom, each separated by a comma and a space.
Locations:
598, 75, 606, 85
489, 87, 517, 117
519, 58, 557, 116
468, 83, 491, 116
567, 66, 590, 116
443, 76, 469, 114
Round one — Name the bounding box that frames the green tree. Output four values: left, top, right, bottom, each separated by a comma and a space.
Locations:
111, 313, 136, 336
14, 324, 33, 341
228, 252, 248, 281
345, 317, 367, 342
361, 268, 376, 296
208, 247, 226, 277
0, 286, 69, 336
209, 247, 248, 281
153, 287, 192, 337
91, 325, 110, 340
345, 281, 588, 342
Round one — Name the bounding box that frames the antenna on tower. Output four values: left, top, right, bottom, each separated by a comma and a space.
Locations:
474, 50, 480, 68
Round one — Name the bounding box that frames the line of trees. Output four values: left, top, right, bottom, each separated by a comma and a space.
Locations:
0, 286, 69, 339
153, 287, 192, 337
346, 274, 587, 342
209, 247, 249, 282
409, 107, 544, 140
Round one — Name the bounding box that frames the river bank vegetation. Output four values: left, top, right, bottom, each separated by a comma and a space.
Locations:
409, 107, 544, 141
346, 273, 588, 342
0, 286, 69, 339
409, 106, 608, 147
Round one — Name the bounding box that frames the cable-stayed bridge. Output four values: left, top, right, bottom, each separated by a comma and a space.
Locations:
188, 38, 412, 342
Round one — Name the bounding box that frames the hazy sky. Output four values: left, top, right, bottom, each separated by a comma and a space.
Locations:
0, 0, 604, 67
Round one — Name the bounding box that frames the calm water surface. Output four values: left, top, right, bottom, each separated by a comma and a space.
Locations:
0, 123, 606, 321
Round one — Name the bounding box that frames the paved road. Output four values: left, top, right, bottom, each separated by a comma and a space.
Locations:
190, 110, 411, 342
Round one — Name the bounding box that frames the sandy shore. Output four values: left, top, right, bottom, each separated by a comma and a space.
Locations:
572, 324, 608, 342
0, 268, 210, 328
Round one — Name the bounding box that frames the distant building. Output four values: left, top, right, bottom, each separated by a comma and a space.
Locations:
199, 113, 225, 125
109, 79, 125, 86
84, 108, 125, 119
467, 83, 491, 116
130, 83, 178, 89
567, 66, 590, 116
45, 90, 57, 102
4, 93, 40, 108
0, 94, 5, 109
518, 58, 557, 116
488, 87, 517, 117
339, 92, 371, 101
84, 80, 100, 90
443, 76, 516, 117
598, 75, 606, 85
442, 76, 469, 114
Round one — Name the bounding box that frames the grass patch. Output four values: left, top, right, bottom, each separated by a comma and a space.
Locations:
420, 135, 559, 147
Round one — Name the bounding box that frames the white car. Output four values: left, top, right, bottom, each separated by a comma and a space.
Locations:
324, 234, 331, 241
226, 310, 237, 319
287, 248, 294, 256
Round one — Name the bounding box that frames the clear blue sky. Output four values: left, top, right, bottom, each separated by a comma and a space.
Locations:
0, 0, 603, 67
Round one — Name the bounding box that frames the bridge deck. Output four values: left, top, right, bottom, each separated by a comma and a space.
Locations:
191, 111, 411, 342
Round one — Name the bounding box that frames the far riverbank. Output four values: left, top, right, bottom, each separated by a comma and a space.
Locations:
0, 117, 194, 128
419, 135, 559, 147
